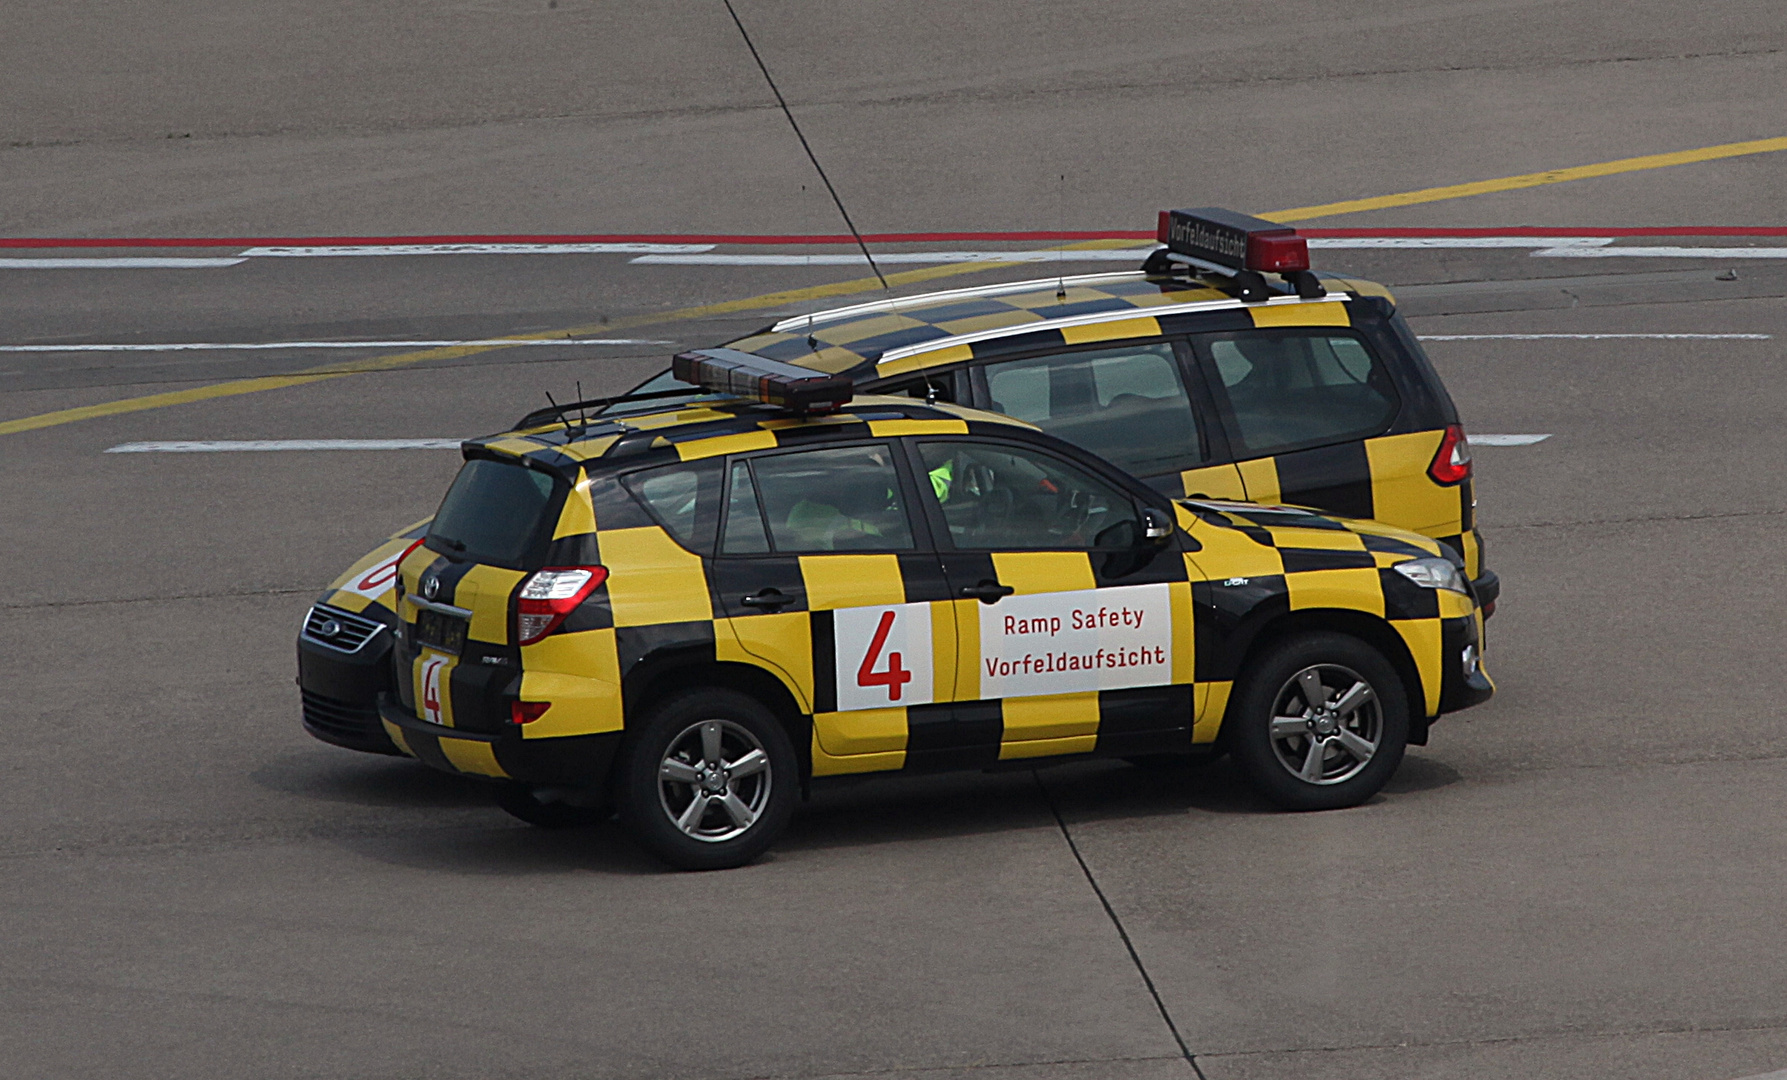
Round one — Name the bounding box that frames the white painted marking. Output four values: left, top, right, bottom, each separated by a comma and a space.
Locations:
978, 583, 1174, 700
240, 243, 715, 257
1471, 434, 1552, 446
0, 257, 247, 269
1534, 245, 1787, 259
105, 439, 463, 453
832, 603, 935, 712
631, 250, 1152, 266
1419, 333, 1771, 340
0, 338, 672, 353
1309, 237, 1614, 250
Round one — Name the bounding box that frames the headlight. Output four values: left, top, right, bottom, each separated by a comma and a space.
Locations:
1392, 557, 1470, 594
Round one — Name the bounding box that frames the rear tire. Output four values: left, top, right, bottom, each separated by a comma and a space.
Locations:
1227, 632, 1409, 811
619, 688, 798, 871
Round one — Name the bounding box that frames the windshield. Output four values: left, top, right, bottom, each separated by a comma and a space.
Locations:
426, 458, 563, 570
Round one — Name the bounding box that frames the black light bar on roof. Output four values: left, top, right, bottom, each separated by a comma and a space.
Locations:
672, 348, 854, 414
1157, 207, 1308, 272
1151, 207, 1324, 301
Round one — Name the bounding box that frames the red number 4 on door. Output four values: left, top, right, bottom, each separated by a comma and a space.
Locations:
833, 603, 934, 712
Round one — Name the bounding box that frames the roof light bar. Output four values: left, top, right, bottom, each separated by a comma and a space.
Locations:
672, 348, 854, 414
1152, 207, 1324, 300
1157, 207, 1310, 273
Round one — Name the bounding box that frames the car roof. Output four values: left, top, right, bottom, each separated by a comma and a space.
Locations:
464, 394, 1040, 475
723, 269, 1395, 382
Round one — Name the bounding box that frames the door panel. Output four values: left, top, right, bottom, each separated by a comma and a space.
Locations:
1363, 430, 1467, 536
915, 438, 1196, 759
1252, 441, 1375, 521
1178, 462, 1248, 500
710, 445, 957, 776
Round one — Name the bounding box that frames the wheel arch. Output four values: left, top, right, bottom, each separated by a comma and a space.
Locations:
625, 658, 813, 783
1222, 607, 1430, 746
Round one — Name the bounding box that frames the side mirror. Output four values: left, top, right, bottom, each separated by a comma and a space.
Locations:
1141, 507, 1173, 543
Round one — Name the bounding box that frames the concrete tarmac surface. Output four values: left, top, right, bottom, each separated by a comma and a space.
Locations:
4, 3, 1787, 1079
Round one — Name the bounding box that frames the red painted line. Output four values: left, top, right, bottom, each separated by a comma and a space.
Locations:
1, 227, 1784, 249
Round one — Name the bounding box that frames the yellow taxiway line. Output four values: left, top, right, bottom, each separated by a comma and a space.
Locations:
4, 136, 1785, 436
1267, 136, 1787, 223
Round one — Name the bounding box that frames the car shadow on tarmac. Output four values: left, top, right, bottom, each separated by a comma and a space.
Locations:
254, 749, 1464, 877
252, 749, 492, 809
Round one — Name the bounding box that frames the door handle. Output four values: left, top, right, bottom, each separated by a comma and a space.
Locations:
739, 589, 792, 611
961, 580, 1015, 604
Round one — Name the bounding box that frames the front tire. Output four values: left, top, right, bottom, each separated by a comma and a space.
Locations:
619, 688, 798, 870
1227, 632, 1409, 811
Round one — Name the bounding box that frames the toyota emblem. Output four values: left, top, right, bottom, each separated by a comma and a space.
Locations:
424, 576, 440, 600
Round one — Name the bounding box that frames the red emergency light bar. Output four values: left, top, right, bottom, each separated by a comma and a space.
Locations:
1156, 208, 1310, 273
672, 348, 854, 415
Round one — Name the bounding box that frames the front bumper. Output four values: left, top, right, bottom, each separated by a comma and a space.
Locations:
379, 700, 622, 790
298, 625, 400, 755
1438, 613, 1494, 715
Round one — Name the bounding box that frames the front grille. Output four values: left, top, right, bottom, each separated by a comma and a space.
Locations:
301, 689, 395, 752
302, 604, 385, 654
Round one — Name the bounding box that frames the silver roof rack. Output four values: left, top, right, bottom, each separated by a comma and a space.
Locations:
768, 269, 1152, 334
876, 290, 1350, 368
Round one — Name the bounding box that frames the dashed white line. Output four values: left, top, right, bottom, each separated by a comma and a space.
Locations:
105, 439, 464, 453
1471, 434, 1552, 446
1533, 246, 1787, 259
1419, 333, 1771, 340
0, 258, 248, 269
0, 339, 673, 353
1309, 237, 1614, 249
239, 243, 715, 257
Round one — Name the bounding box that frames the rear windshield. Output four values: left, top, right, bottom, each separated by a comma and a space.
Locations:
427, 458, 563, 570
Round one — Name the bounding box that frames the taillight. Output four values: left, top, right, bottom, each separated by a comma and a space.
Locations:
1429, 425, 1472, 485
510, 701, 552, 725
516, 566, 607, 645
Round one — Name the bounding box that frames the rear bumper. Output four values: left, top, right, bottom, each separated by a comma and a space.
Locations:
298, 630, 400, 755
1471, 569, 1501, 617
379, 701, 622, 789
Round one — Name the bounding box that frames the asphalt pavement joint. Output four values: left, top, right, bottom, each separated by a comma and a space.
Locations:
1032, 769, 1207, 1078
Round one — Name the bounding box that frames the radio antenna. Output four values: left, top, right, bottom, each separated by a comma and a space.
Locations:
722, 0, 888, 290
1056, 173, 1068, 301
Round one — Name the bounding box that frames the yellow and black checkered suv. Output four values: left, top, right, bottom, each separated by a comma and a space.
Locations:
631, 207, 1495, 606
298, 346, 1493, 870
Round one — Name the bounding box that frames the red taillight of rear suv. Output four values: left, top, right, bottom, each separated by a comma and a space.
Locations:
1428, 425, 1473, 485
516, 566, 608, 645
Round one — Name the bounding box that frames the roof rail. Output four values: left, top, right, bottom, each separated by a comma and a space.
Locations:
768, 269, 1149, 334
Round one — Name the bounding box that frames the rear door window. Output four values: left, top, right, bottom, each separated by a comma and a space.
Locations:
977, 343, 1204, 479
1200, 330, 1400, 456
427, 458, 563, 570
623, 459, 725, 554
724, 444, 916, 554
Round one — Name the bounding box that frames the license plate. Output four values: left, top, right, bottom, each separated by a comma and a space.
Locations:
414, 609, 468, 655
